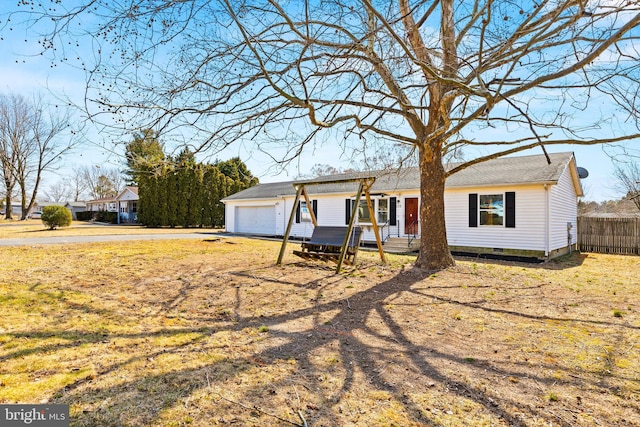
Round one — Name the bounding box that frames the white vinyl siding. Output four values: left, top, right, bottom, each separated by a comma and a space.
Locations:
445, 186, 547, 252
283, 195, 405, 242
287, 196, 346, 239
549, 165, 579, 251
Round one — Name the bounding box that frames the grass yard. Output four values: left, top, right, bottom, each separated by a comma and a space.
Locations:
0, 234, 638, 426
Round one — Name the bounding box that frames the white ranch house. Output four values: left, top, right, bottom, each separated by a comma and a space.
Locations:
222, 152, 585, 260
116, 186, 139, 223
86, 186, 139, 223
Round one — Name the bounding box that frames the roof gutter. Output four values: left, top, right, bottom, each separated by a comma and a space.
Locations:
445, 180, 558, 190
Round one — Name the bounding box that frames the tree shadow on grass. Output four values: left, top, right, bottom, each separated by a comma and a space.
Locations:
4, 259, 638, 426
454, 251, 589, 270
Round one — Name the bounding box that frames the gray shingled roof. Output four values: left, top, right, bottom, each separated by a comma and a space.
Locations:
223, 152, 576, 201
65, 201, 88, 208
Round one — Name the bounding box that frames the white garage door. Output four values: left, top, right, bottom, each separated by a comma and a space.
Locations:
235, 206, 277, 235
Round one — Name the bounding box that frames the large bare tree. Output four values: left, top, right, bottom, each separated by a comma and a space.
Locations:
0, 93, 78, 219
68, 165, 91, 202
22, 99, 76, 219
43, 179, 72, 204
0, 94, 25, 220
8, 1, 640, 269
79, 165, 124, 200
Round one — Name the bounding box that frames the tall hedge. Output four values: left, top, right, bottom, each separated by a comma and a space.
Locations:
137, 158, 256, 228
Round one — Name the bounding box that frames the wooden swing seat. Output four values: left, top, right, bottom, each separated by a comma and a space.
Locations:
293, 226, 363, 265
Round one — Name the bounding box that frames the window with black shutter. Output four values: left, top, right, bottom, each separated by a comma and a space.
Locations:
389, 197, 397, 226
296, 200, 317, 223
505, 192, 515, 228
345, 199, 351, 224
469, 193, 478, 227
469, 192, 515, 228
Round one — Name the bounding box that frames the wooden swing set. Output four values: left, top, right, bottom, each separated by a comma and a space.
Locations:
276, 176, 387, 273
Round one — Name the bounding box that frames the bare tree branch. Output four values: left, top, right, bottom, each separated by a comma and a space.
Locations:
6, 0, 640, 268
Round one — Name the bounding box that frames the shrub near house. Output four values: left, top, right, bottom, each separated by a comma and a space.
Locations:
41, 205, 72, 230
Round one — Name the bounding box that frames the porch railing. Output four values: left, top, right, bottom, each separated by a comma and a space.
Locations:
407, 219, 419, 247
379, 221, 391, 243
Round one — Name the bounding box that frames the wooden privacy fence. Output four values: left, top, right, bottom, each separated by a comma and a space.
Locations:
578, 216, 640, 255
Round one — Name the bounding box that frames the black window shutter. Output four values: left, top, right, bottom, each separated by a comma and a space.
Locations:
312, 200, 318, 219
389, 197, 397, 226
345, 199, 351, 225
469, 193, 478, 227
505, 192, 516, 228
295, 201, 301, 223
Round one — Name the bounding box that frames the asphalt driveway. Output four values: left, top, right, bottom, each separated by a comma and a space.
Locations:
0, 223, 223, 246
0, 233, 220, 246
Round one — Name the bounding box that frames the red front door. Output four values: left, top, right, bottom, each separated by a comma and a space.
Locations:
404, 198, 419, 234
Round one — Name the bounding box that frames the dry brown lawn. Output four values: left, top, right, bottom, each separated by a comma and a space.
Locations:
0, 232, 638, 426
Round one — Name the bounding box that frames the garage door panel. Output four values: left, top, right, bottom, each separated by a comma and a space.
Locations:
236, 206, 276, 235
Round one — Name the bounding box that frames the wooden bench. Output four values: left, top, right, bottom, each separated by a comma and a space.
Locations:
293, 226, 363, 265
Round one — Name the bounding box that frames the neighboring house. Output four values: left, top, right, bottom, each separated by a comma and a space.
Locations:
65, 201, 88, 220
4, 200, 87, 220
222, 152, 586, 260
1, 200, 45, 218
1, 200, 25, 217
38, 201, 87, 220
85, 187, 139, 223
35, 202, 59, 218
116, 186, 139, 224
86, 196, 118, 213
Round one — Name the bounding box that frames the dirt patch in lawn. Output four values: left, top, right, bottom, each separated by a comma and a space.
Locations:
0, 237, 638, 426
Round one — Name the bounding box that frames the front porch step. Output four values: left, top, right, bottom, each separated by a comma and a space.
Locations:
382, 236, 420, 253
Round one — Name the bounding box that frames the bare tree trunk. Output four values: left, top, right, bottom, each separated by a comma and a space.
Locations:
20, 168, 42, 219
3, 190, 12, 220
415, 142, 455, 270
2, 165, 15, 220
19, 184, 28, 220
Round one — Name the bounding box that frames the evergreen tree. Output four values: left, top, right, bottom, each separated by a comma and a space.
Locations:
136, 155, 256, 228
216, 157, 258, 190
124, 129, 165, 185
201, 165, 219, 227
173, 148, 194, 226
165, 169, 179, 228
186, 165, 203, 227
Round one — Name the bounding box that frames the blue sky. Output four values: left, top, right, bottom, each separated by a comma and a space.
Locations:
0, 5, 631, 202
0, 11, 368, 188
